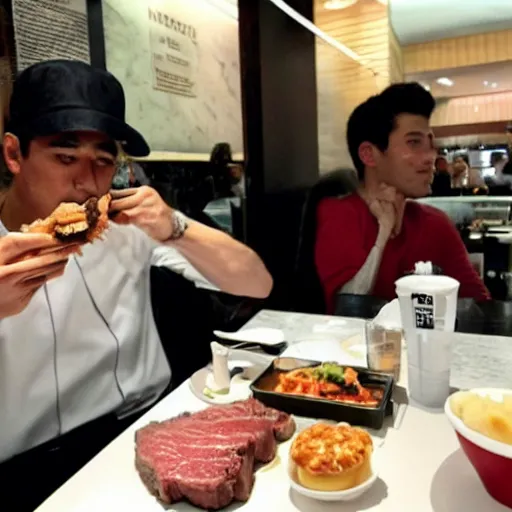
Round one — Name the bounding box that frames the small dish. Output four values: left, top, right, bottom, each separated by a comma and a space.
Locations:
190, 358, 266, 405
287, 422, 380, 502
213, 327, 285, 346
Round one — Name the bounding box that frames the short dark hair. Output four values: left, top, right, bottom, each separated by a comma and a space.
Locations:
4, 123, 33, 157
346, 83, 436, 180
0, 128, 32, 188
210, 142, 232, 167
14, 131, 32, 157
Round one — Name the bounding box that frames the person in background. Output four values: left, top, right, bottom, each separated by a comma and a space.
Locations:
501, 122, 512, 176
229, 162, 245, 198
430, 155, 452, 196
210, 142, 236, 199
112, 152, 150, 189
315, 83, 489, 313
450, 154, 485, 188
0, 59, 272, 510
490, 151, 511, 186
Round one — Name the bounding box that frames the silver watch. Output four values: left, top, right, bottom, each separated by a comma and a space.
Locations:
168, 210, 188, 240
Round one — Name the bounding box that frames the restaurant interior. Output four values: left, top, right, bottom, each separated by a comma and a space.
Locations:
1, 0, 512, 511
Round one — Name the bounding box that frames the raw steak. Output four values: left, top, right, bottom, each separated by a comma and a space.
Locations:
135, 398, 295, 510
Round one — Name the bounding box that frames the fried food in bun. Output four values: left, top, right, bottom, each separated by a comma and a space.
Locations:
291, 423, 373, 491
21, 194, 111, 244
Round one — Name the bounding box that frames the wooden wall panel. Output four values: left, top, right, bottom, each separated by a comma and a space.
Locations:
315, 0, 396, 172
434, 121, 508, 138
431, 91, 512, 127
436, 133, 507, 148
404, 29, 512, 74
389, 27, 403, 84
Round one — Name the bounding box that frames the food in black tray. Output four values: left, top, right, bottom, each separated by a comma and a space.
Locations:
250, 358, 394, 430
274, 362, 384, 407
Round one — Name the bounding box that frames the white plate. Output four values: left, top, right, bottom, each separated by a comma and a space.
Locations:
213, 327, 285, 346
287, 422, 380, 502
189, 359, 266, 405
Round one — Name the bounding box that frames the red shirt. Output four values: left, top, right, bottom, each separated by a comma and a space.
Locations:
315, 194, 490, 313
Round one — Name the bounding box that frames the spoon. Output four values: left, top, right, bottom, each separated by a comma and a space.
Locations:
230, 341, 288, 356
213, 328, 285, 346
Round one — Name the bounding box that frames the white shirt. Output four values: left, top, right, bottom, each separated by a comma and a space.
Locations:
0, 222, 214, 463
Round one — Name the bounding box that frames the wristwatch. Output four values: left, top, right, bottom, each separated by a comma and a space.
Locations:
168, 210, 189, 241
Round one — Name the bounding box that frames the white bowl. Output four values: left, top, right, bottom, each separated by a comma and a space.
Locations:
287, 422, 380, 502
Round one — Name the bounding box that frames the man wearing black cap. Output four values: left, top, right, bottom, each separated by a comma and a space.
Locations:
0, 59, 272, 510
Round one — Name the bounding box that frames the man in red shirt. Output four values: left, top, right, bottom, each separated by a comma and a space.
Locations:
315, 83, 489, 313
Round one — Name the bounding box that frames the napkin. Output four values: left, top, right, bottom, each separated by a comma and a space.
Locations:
373, 298, 402, 330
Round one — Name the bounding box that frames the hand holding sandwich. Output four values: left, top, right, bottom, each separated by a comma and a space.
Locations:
109, 186, 175, 242
0, 233, 76, 319
109, 186, 273, 298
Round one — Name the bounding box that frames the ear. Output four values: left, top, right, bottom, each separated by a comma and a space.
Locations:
3, 133, 23, 176
358, 141, 378, 168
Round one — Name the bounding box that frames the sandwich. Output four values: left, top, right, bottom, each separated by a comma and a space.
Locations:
21, 194, 111, 244
290, 423, 373, 491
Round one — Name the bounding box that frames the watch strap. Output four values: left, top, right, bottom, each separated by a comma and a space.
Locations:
168, 210, 188, 241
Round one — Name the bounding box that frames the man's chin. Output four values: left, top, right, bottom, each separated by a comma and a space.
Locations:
400, 185, 431, 199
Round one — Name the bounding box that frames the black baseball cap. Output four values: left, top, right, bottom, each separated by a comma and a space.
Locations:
6, 59, 150, 157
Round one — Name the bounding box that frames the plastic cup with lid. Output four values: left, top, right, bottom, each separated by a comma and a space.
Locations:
395, 275, 460, 408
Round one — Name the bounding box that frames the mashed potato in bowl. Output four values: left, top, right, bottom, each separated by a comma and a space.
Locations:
450, 391, 512, 446
446, 389, 512, 508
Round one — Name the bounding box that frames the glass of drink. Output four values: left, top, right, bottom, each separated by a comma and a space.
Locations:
364, 321, 402, 382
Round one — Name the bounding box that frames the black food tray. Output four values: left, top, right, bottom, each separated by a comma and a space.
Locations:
250, 357, 394, 430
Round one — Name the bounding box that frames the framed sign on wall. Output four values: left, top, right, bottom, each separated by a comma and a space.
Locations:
102, 0, 243, 159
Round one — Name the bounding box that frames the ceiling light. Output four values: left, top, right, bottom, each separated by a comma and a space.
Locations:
421, 83, 430, 91
483, 81, 489, 86
324, 0, 358, 9
491, 82, 498, 88
436, 77, 454, 87
376, 0, 388, 4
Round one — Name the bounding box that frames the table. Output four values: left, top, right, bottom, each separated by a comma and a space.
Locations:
36, 310, 512, 512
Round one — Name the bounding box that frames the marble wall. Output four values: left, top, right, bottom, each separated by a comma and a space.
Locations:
102, 0, 243, 156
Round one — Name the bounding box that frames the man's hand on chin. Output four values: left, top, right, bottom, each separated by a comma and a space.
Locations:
361, 183, 406, 238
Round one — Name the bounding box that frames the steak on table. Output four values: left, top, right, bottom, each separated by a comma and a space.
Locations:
135, 398, 296, 510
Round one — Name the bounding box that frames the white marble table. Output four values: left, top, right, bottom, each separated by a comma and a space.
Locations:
35, 310, 512, 512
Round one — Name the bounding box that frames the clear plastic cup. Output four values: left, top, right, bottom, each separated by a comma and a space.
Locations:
395, 275, 460, 407
407, 366, 450, 408
365, 321, 402, 381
